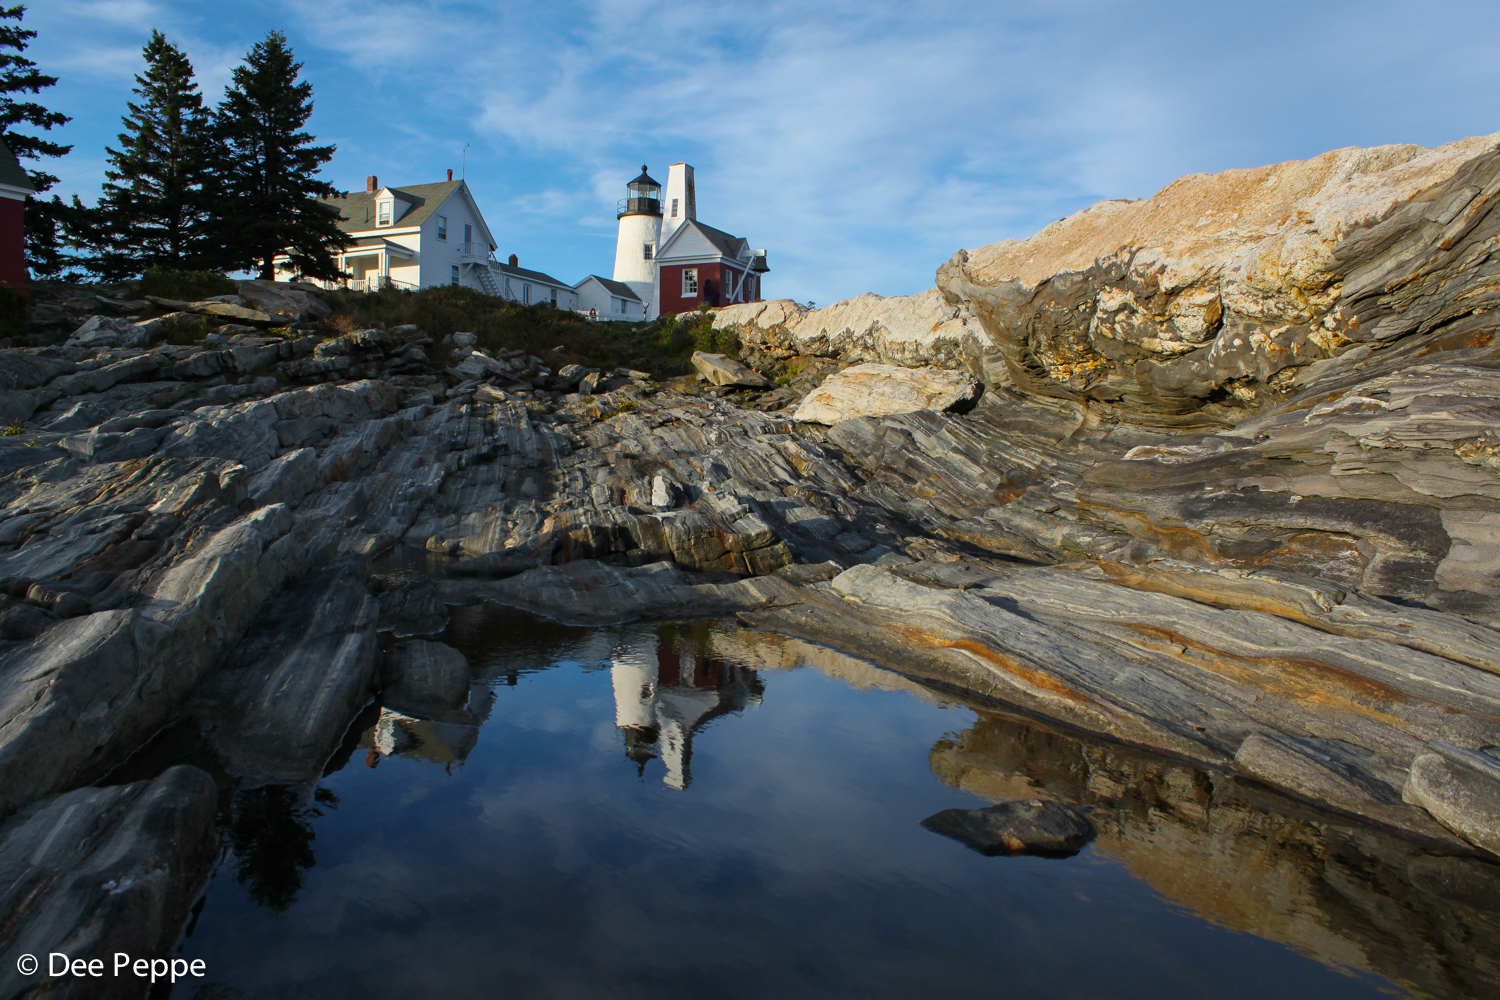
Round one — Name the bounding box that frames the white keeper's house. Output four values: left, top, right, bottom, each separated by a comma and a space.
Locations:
305, 172, 577, 310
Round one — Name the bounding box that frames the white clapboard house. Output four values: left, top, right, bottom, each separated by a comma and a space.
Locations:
302, 172, 578, 310
574, 275, 646, 321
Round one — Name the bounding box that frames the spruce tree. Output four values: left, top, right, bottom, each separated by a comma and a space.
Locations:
89, 30, 212, 281
0, 5, 74, 278
208, 31, 348, 280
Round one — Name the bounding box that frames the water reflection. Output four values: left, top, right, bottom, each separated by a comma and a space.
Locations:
223, 784, 338, 913
610, 624, 764, 789
167, 611, 1500, 999
929, 709, 1500, 1000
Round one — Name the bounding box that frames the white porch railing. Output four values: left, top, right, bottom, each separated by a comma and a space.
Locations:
345, 276, 416, 292
457, 242, 492, 261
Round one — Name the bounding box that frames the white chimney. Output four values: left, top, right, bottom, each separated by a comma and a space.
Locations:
660, 163, 696, 243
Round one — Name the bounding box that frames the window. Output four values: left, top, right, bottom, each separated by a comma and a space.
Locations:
670, 198, 678, 218
643, 242, 654, 260
613, 297, 623, 313
682, 268, 698, 296
523, 284, 531, 304
550, 288, 557, 304
436, 215, 447, 240
463, 222, 473, 245
450, 265, 459, 286
377, 200, 392, 226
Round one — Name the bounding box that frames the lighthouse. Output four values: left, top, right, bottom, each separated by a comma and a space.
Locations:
579, 161, 766, 321
611, 165, 661, 310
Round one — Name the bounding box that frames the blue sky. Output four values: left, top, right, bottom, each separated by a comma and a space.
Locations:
25, 0, 1500, 304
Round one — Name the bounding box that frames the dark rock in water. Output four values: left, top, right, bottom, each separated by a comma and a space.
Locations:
378, 578, 449, 637
381, 639, 471, 718
197, 560, 380, 782
0, 765, 217, 1000
921, 799, 1095, 857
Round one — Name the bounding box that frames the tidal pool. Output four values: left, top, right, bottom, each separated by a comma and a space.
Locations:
165, 606, 1498, 999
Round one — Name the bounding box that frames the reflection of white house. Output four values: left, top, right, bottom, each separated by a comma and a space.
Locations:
304, 172, 578, 310
574, 275, 645, 321
610, 635, 759, 790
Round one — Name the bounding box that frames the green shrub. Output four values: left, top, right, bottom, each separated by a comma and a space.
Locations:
0, 284, 27, 339
133, 267, 237, 302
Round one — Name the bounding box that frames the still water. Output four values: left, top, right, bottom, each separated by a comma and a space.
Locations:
165, 606, 1495, 999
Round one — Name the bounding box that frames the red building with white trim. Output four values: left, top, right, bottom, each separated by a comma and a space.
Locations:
584, 162, 767, 320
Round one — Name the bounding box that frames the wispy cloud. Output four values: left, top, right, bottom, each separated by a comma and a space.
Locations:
22, 0, 1500, 301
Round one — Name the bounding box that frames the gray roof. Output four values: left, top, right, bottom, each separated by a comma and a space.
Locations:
497, 261, 570, 289
0, 137, 34, 192
578, 275, 642, 301
322, 180, 464, 234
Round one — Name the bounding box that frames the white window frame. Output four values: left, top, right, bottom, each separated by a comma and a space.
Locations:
550, 288, 557, 304
523, 284, 531, 304
463, 222, 473, 244
670, 198, 678, 218
450, 265, 459, 286
436, 215, 447, 240
682, 268, 698, 296
377, 200, 393, 226
643, 242, 653, 260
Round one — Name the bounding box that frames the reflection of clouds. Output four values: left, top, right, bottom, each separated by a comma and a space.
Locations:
182, 620, 1393, 999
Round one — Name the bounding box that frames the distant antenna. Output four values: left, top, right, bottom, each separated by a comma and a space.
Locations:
462, 143, 470, 179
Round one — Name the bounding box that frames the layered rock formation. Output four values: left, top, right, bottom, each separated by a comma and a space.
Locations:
936, 130, 1500, 423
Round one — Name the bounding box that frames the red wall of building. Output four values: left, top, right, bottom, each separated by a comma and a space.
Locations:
0, 198, 25, 295
658, 262, 721, 315
658, 262, 761, 315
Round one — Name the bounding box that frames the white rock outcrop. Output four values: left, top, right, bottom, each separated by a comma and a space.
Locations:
713, 289, 981, 370
792, 363, 980, 424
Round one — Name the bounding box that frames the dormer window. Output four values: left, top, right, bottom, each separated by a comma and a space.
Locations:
377, 200, 393, 226
437, 215, 447, 240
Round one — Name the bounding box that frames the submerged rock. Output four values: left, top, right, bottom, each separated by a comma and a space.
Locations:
381, 639, 471, 718
920, 799, 1095, 857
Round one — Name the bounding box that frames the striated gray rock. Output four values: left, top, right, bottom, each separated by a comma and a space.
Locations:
792, 363, 980, 424
196, 560, 379, 782
921, 798, 1095, 856
236, 279, 332, 322
1403, 742, 1500, 857
0, 765, 217, 1000
442, 559, 800, 625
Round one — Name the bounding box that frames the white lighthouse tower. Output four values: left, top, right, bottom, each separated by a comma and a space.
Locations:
612, 165, 662, 314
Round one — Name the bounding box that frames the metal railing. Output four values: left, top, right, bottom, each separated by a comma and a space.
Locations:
617, 196, 661, 217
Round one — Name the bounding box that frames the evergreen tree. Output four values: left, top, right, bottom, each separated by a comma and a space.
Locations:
88, 30, 213, 281
0, 5, 74, 278
208, 31, 348, 280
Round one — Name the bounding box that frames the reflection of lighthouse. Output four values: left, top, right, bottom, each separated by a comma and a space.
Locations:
611, 632, 760, 790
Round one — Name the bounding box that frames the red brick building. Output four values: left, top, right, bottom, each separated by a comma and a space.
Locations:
655, 219, 768, 315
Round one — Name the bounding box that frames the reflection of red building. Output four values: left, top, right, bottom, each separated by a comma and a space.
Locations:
0, 138, 34, 297
612, 632, 761, 789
